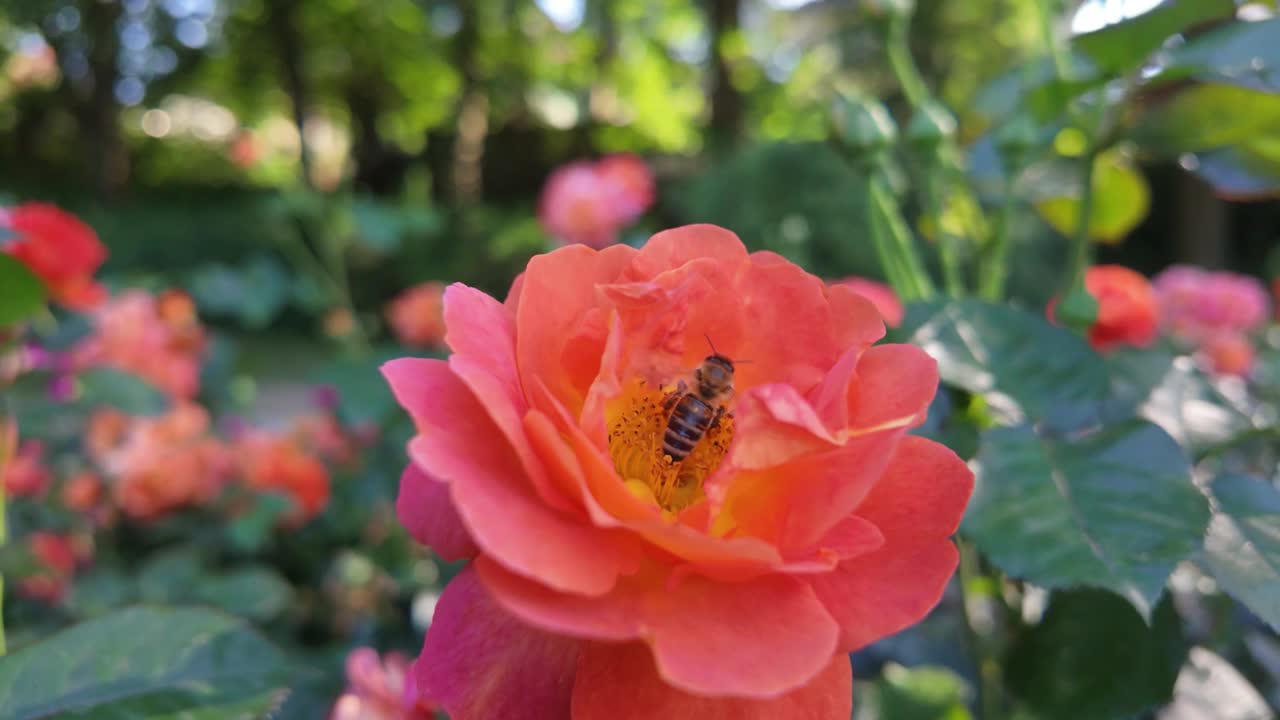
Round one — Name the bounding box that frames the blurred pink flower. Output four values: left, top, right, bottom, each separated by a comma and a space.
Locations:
830, 277, 904, 328
1153, 266, 1271, 343
1, 203, 107, 310
17, 532, 86, 604
537, 154, 655, 248
330, 648, 434, 720
385, 282, 447, 348
74, 289, 206, 399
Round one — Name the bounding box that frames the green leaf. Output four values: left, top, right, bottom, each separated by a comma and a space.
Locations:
1034, 151, 1151, 244
1161, 17, 1280, 92
1074, 0, 1235, 74
1201, 474, 1280, 631
352, 198, 404, 253
869, 664, 973, 720
1130, 84, 1280, 156
1190, 140, 1280, 201
0, 253, 47, 326
1006, 590, 1187, 719
194, 567, 293, 621
971, 56, 1103, 129
0, 606, 290, 720
900, 300, 1109, 427
137, 547, 205, 604
227, 493, 295, 553
1107, 349, 1256, 455
77, 368, 170, 417
965, 421, 1209, 619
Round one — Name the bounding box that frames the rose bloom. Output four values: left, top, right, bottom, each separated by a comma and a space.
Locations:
329, 648, 434, 720
829, 277, 903, 328
1, 203, 107, 309
17, 532, 82, 604
237, 433, 331, 524
1072, 265, 1160, 351
1153, 265, 1271, 343
74, 289, 206, 399
91, 405, 231, 521
386, 282, 447, 348
384, 225, 973, 719
538, 155, 656, 249
2, 439, 51, 498
1199, 333, 1255, 378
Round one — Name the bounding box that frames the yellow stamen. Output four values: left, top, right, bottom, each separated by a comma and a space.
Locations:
606, 379, 734, 513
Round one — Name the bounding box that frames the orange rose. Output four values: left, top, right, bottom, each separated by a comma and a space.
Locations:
384, 225, 972, 718
239, 434, 330, 524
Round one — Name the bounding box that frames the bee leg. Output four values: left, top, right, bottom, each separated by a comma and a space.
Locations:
662, 380, 688, 413
709, 404, 727, 430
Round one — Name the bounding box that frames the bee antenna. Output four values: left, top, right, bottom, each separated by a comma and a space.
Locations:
734, 359, 754, 364
703, 333, 720, 356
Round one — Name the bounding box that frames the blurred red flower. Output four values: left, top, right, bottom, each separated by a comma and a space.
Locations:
3, 439, 50, 499
18, 532, 84, 604
61, 471, 104, 513
385, 225, 972, 718
1050, 265, 1158, 351
329, 648, 435, 720
238, 433, 331, 525
1, 203, 107, 309
386, 282, 447, 348
830, 277, 904, 328
538, 155, 655, 248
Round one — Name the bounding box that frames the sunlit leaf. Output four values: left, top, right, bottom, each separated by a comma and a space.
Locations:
900, 300, 1109, 428
1161, 16, 1280, 92
965, 421, 1209, 619
0, 607, 290, 720
868, 664, 973, 720
1033, 150, 1151, 244
1130, 83, 1280, 155
1201, 473, 1280, 631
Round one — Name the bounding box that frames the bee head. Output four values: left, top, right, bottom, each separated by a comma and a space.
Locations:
696, 354, 735, 399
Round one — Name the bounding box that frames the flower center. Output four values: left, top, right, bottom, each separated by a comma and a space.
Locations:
606, 379, 735, 513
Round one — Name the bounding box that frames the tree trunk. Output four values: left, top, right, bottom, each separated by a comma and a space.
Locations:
1173, 169, 1228, 268
268, 0, 313, 188
707, 0, 744, 143
82, 0, 127, 197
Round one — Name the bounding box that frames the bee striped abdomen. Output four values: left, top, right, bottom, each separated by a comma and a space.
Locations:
663, 395, 714, 462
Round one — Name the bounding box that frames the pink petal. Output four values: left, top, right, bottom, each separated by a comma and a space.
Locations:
415, 566, 580, 720
572, 643, 852, 720
854, 436, 973, 542
477, 557, 840, 698
626, 224, 749, 280
389, 358, 641, 595
397, 464, 477, 561
442, 283, 523, 414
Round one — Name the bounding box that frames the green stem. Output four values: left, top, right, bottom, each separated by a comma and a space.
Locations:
1036, 0, 1072, 81
871, 176, 936, 300
0, 396, 10, 656
923, 176, 964, 297
979, 172, 1018, 300
958, 539, 1003, 720
867, 185, 916, 297
1063, 149, 1097, 294
885, 14, 928, 107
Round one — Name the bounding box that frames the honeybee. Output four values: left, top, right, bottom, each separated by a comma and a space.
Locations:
661, 341, 737, 463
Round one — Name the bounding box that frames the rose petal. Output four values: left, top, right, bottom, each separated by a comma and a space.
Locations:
827, 282, 888, 350
625, 224, 749, 281
415, 566, 580, 720
845, 344, 938, 433
390, 358, 641, 595
443, 284, 522, 409
478, 557, 840, 698
516, 244, 636, 416
812, 436, 973, 651
397, 464, 478, 561
572, 643, 852, 720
